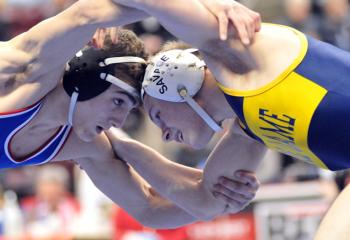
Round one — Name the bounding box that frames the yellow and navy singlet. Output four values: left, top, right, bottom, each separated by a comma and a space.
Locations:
218, 26, 350, 171
0, 102, 72, 169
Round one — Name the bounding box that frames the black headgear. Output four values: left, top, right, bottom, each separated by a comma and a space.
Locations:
63, 47, 146, 125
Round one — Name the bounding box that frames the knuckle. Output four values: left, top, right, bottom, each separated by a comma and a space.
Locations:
247, 192, 255, 199
227, 191, 237, 198
253, 183, 260, 190
256, 180, 261, 187
254, 14, 261, 21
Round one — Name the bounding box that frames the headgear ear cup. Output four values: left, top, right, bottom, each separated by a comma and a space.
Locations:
142, 49, 222, 132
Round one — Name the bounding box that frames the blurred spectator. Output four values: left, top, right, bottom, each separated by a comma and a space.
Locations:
0, 0, 10, 40
0, 186, 24, 238
318, 0, 350, 50
20, 165, 80, 239
74, 167, 114, 238
276, 0, 320, 37
0, 167, 37, 200
282, 160, 320, 182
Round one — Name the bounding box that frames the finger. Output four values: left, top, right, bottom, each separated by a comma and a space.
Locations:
244, 14, 256, 43
226, 201, 250, 214
91, 39, 98, 48
213, 192, 246, 211
235, 171, 260, 189
99, 28, 107, 48
249, 10, 261, 32
110, 27, 119, 44
218, 11, 229, 41
96, 29, 102, 48
231, 15, 250, 45
229, 9, 253, 45
215, 180, 256, 198
214, 184, 255, 202
218, 177, 257, 194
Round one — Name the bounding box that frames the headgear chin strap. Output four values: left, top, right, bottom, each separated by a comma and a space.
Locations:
142, 49, 222, 132
64, 48, 146, 126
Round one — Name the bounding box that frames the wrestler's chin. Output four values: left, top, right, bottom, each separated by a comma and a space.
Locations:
187, 131, 214, 150
187, 136, 211, 150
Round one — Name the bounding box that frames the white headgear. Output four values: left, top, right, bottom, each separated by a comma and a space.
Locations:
142, 49, 222, 132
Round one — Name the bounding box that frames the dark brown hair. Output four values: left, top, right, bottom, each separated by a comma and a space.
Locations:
103, 29, 148, 93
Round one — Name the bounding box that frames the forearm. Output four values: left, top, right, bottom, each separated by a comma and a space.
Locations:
113, 0, 221, 48
76, 156, 198, 229
11, 0, 148, 74
113, 136, 229, 220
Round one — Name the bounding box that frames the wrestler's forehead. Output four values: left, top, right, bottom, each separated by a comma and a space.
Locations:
107, 85, 139, 105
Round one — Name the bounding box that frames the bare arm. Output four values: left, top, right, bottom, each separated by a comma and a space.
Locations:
315, 185, 350, 240
111, 0, 260, 79
74, 135, 198, 229
0, 0, 148, 99
106, 121, 266, 220
112, 0, 260, 47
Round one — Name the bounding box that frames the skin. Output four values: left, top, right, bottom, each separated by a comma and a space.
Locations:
143, 69, 231, 150
110, 0, 350, 237
0, 0, 263, 228
106, 0, 314, 224
315, 184, 350, 240
107, 68, 266, 220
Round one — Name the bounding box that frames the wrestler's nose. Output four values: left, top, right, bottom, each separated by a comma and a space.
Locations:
162, 128, 175, 142
111, 107, 132, 128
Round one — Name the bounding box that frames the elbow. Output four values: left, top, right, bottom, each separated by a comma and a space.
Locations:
191, 209, 219, 222
137, 219, 168, 229
134, 213, 182, 229
186, 197, 223, 221
132, 213, 157, 228
187, 182, 225, 221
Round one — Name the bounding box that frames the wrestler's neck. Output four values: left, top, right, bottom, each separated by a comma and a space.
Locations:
196, 70, 236, 122
35, 84, 71, 130
210, 24, 302, 91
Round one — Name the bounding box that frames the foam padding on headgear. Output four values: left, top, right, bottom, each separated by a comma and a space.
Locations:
63, 48, 113, 101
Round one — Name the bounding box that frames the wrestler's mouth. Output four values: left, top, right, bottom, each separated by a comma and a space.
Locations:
96, 126, 103, 134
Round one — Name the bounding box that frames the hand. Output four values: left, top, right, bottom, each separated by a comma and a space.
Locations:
88, 27, 119, 49
199, 0, 261, 44
212, 170, 259, 213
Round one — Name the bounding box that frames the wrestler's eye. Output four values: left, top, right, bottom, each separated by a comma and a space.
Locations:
155, 111, 161, 120
113, 98, 124, 106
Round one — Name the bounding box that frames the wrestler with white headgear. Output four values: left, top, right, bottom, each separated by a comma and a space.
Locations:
0, 0, 261, 228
